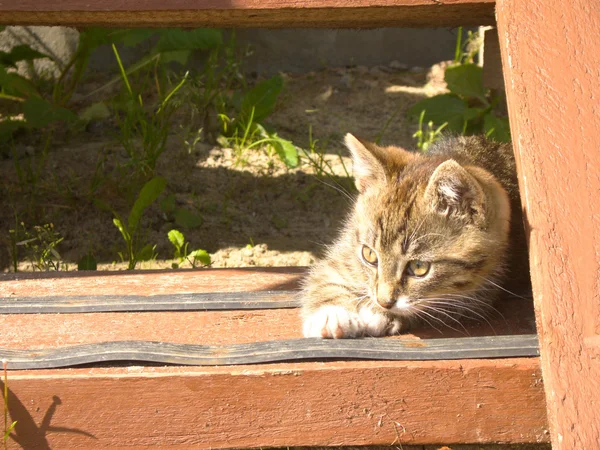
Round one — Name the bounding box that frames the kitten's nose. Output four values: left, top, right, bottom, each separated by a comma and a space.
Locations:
377, 298, 395, 309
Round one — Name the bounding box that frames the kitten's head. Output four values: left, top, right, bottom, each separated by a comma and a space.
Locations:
345, 134, 511, 318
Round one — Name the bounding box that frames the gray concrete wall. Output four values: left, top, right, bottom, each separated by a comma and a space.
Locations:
233, 28, 462, 74
1, 26, 462, 77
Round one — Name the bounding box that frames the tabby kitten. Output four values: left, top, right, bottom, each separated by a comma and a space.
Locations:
301, 134, 529, 338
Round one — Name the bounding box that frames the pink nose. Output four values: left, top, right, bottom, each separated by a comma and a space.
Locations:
377, 298, 395, 309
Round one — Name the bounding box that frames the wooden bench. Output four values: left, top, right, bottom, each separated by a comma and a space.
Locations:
1, 1, 599, 449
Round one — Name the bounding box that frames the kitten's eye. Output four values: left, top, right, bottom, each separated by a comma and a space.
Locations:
407, 260, 431, 277
361, 245, 378, 266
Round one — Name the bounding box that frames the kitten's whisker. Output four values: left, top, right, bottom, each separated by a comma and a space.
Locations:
412, 310, 444, 335
410, 233, 446, 245
419, 305, 470, 336
426, 300, 498, 335
476, 276, 530, 300
440, 293, 508, 323
415, 308, 463, 335
310, 175, 356, 205
407, 215, 428, 245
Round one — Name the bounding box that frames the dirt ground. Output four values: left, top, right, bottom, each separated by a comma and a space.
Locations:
0, 62, 450, 272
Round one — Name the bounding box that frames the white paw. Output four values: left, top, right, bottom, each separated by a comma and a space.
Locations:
303, 306, 364, 338
358, 309, 403, 337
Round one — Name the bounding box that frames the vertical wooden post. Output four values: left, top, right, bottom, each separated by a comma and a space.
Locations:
496, 1, 600, 448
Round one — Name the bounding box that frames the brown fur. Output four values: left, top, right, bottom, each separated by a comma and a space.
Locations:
301, 134, 530, 338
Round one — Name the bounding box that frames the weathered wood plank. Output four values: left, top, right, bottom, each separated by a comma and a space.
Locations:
0, 0, 496, 27
2, 359, 548, 448
0, 267, 304, 296
0, 299, 537, 346
496, 1, 600, 448
0, 268, 537, 351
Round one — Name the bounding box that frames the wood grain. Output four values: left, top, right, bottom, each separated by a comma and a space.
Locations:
0, 0, 496, 27
0, 267, 304, 296
3, 359, 548, 448
496, 1, 600, 448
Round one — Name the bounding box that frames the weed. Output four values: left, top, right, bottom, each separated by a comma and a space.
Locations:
408, 26, 510, 143
167, 229, 210, 269
300, 125, 355, 195
183, 32, 248, 143
77, 253, 98, 271
111, 176, 166, 270
216, 74, 298, 168
9, 222, 64, 272
3, 360, 17, 450
112, 44, 189, 177
412, 110, 448, 152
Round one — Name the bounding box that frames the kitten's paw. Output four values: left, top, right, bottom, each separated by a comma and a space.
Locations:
358, 308, 403, 337
303, 306, 364, 338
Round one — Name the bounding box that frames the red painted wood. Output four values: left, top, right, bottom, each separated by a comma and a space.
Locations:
0, 267, 304, 296
0, 268, 546, 447
496, 0, 600, 448
0, 0, 496, 27
3, 360, 548, 448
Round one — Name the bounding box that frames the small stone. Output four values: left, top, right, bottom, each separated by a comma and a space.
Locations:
337, 73, 354, 90
409, 66, 425, 74
354, 65, 369, 74
389, 60, 409, 71
369, 65, 387, 75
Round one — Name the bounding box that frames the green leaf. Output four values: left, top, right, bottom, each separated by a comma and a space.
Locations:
407, 94, 468, 132
112, 218, 130, 243
0, 119, 24, 142
0, 64, 40, 98
114, 29, 156, 47
463, 107, 486, 122
22, 97, 78, 128
128, 176, 167, 231
174, 208, 203, 229
154, 28, 222, 52
78, 28, 115, 52
0, 45, 49, 67
160, 193, 177, 214
444, 64, 487, 102
168, 229, 185, 251
159, 50, 191, 65
270, 137, 298, 168
79, 102, 111, 122
5, 420, 17, 437
189, 249, 211, 266
484, 113, 512, 143
137, 244, 157, 262
240, 75, 284, 124
78, 254, 98, 271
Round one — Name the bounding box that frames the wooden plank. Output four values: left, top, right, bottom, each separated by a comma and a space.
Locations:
2, 359, 548, 448
0, 268, 538, 350
496, 1, 600, 449
0, 299, 537, 346
0, 0, 496, 27
0, 335, 540, 369
0, 267, 304, 296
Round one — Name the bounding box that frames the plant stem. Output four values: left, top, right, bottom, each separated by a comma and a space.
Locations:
454, 27, 463, 64
112, 44, 135, 101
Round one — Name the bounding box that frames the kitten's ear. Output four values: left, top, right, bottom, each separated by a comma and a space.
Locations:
345, 133, 413, 192
424, 160, 485, 223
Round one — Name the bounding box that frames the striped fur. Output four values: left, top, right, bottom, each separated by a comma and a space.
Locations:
301, 134, 530, 338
